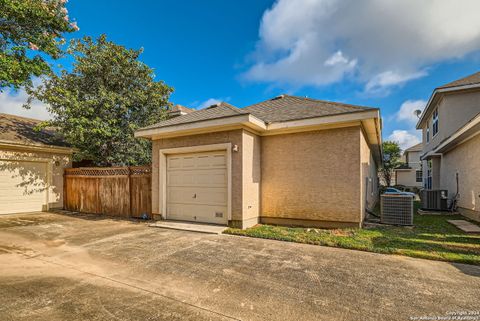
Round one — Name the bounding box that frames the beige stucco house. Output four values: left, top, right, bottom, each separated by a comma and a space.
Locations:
416, 71, 480, 221
0, 113, 73, 215
394, 143, 423, 189
136, 95, 382, 228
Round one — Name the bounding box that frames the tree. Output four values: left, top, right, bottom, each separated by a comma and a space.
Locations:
380, 140, 402, 187
26, 35, 173, 166
0, 0, 77, 91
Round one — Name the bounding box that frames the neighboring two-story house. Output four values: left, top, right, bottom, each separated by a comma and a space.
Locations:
416, 71, 480, 221
394, 143, 423, 190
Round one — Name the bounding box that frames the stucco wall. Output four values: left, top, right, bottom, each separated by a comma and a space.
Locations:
360, 130, 378, 218
241, 130, 261, 228
406, 150, 422, 169
422, 90, 480, 154
151, 130, 244, 221
395, 170, 422, 188
440, 134, 480, 221
0, 148, 72, 209
260, 126, 362, 225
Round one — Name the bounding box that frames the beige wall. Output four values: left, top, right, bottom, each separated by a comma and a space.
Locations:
241, 130, 261, 228
151, 125, 379, 228
423, 90, 480, 154
151, 130, 244, 222
0, 147, 72, 209
440, 134, 480, 221
396, 149, 422, 188
260, 126, 364, 226
406, 150, 422, 169
395, 170, 422, 188
360, 129, 378, 218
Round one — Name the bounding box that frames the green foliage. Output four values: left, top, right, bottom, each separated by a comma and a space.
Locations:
380, 140, 402, 186
0, 0, 76, 90
27, 35, 173, 166
225, 203, 480, 265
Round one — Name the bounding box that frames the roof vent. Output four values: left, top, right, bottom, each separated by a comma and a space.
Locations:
271, 94, 285, 100
206, 103, 221, 109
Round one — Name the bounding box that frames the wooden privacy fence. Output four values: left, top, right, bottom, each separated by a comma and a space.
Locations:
64, 166, 151, 218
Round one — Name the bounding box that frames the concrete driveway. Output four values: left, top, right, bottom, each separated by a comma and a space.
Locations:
0, 212, 479, 321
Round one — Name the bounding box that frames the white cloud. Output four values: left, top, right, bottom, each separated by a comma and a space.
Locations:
243, 0, 480, 91
388, 99, 426, 150
0, 87, 51, 120
388, 130, 421, 150
365, 71, 427, 94
395, 100, 427, 125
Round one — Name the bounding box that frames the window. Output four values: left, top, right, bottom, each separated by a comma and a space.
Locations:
432, 108, 439, 136
426, 120, 430, 143
416, 170, 422, 183
426, 160, 432, 189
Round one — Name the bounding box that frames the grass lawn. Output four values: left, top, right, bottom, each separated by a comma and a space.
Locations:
224, 202, 480, 265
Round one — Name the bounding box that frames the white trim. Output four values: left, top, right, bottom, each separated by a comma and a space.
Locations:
0, 140, 74, 154
0, 155, 53, 212
417, 83, 480, 129
264, 110, 379, 132
434, 113, 480, 153
137, 110, 379, 139
158, 143, 232, 223
136, 114, 266, 139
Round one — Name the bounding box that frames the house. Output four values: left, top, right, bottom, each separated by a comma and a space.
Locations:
0, 113, 73, 215
394, 143, 423, 190
416, 71, 480, 221
135, 95, 382, 228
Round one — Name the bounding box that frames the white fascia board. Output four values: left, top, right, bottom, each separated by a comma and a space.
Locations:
0, 140, 74, 154
434, 113, 480, 153
416, 83, 480, 129
265, 110, 379, 132
135, 114, 266, 139
135, 110, 381, 143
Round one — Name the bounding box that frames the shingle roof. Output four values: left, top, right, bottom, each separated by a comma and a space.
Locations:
438, 71, 480, 89
170, 104, 194, 114
141, 95, 377, 131
244, 95, 376, 123
141, 102, 247, 130
0, 113, 69, 147
404, 142, 422, 152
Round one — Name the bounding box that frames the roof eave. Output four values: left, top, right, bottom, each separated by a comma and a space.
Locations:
416, 83, 480, 129
0, 140, 75, 154
134, 114, 266, 139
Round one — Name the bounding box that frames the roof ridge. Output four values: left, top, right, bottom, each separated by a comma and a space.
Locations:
285, 95, 376, 110
218, 102, 248, 115
244, 94, 376, 111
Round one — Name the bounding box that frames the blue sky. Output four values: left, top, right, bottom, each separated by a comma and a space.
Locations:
1, 0, 480, 149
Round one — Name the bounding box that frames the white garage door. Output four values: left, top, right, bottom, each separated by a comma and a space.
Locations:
166, 151, 228, 225
0, 160, 48, 215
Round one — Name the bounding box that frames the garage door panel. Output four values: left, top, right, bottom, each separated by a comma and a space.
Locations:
0, 160, 48, 215
167, 169, 226, 187
167, 187, 227, 205
167, 204, 227, 225
166, 150, 228, 225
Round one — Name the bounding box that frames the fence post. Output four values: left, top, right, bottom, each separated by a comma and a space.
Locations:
63, 171, 67, 210
128, 166, 133, 218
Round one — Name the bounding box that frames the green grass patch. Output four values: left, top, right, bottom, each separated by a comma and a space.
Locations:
224, 202, 480, 265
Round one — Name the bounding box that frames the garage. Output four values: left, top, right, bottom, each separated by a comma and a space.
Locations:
0, 160, 48, 214
0, 113, 74, 215
166, 150, 228, 225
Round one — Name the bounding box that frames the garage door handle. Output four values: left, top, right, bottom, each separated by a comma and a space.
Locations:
193, 193, 196, 198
